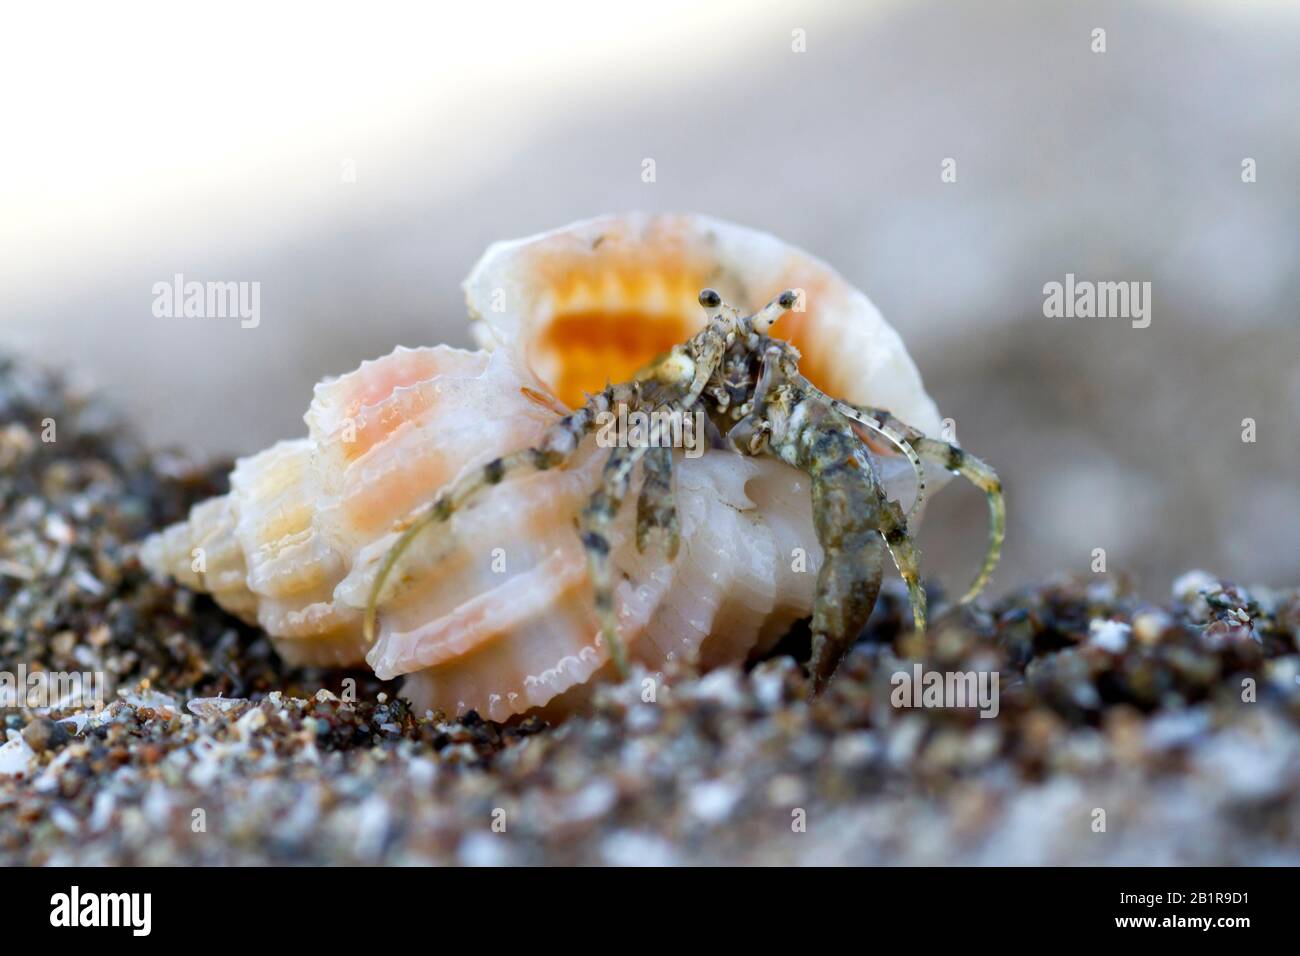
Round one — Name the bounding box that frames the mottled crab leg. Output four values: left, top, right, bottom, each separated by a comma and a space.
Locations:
579, 441, 642, 676
831, 400, 1004, 603
624, 289, 770, 558
789, 375, 926, 521
635, 446, 679, 558
861, 470, 928, 637
583, 394, 699, 674
808, 485, 887, 693
727, 344, 782, 455
363, 388, 618, 645
773, 411, 891, 693
576, 292, 751, 673
745, 352, 927, 639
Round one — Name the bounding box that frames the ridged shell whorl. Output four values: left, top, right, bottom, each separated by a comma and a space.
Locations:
143, 346, 558, 671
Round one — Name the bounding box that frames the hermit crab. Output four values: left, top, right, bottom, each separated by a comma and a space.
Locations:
142, 213, 1003, 718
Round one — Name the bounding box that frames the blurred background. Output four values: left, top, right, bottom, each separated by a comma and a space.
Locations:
2, 0, 1297, 598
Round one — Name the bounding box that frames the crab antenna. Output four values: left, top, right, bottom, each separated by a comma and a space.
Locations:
750, 289, 799, 334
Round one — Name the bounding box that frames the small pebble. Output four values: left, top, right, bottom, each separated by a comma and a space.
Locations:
21, 718, 69, 753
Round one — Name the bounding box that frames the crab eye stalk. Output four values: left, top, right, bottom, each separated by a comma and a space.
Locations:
751, 289, 799, 334
698, 288, 722, 309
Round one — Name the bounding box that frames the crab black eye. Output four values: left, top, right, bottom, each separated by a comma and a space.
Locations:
778, 290, 797, 309
698, 288, 722, 308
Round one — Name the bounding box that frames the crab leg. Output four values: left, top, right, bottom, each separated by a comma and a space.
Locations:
584, 387, 699, 674
807, 496, 886, 694
579, 441, 647, 676
828, 399, 1004, 604
746, 315, 929, 633
363, 387, 622, 644
753, 362, 927, 639
726, 344, 782, 455
848, 450, 928, 641
635, 446, 679, 558
768, 401, 926, 689
577, 301, 748, 670
788, 374, 926, 521
781, 415, 890, 692
746, 298, 923, 518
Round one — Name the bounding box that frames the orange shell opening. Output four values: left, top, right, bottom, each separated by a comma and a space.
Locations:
533, 309, 696, 409
519, 266, 845, 410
